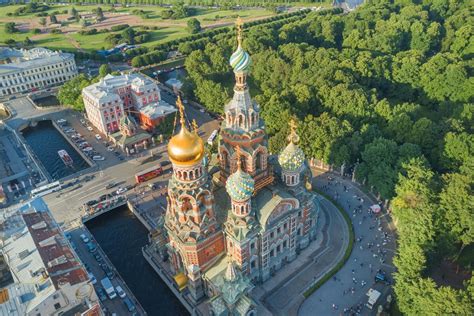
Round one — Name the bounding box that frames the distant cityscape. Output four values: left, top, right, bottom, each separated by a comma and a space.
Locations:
0, 1, 472, 316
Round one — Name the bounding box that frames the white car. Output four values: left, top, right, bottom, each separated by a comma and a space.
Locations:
87, 126, 93, 131
115, 286, 126, 299
88, 273, 97, 285
107, 146, 114, 152
116, 187, 127, 195
79, 234, 90, 243
199, 109, 205, 113
95, 134, 102, 140
93, 156, 105, 161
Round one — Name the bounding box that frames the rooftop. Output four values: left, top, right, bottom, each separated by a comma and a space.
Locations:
0, 47, 74, 75
0, 197, 89, 315
82, 73, 157, 103
139, 100, 176, 119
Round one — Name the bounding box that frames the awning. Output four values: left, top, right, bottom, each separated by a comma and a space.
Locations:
173, 272, 188, 291
370, 204, 381, 213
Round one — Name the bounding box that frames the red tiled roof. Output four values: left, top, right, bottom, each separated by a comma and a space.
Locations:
81, 303, 102, 316
22, 211, 88, 289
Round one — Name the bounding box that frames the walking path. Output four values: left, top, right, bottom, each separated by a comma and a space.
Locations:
298, 169, 397, 316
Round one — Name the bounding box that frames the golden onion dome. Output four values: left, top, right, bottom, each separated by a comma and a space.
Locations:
168, 126, 204, 166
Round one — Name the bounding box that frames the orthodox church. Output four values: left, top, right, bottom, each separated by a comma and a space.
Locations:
160, 18, 320, 315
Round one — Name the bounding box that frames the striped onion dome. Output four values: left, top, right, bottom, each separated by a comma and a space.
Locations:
229, 45, 251, 73
226, 167, 254, 202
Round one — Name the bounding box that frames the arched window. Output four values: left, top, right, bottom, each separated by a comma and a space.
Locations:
238, 114, 244, 128
183, 171, 188, 180
255, 152, 262, 171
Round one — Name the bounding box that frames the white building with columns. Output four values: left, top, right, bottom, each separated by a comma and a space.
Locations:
0, 47, 77, 97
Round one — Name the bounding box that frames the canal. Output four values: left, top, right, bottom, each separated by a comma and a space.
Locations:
86, 205, 188, 316
22, 120, 89, 180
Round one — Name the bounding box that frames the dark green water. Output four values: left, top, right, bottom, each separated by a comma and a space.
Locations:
86, 205, 188, 316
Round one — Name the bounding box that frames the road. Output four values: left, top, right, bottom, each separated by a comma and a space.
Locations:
67, 227, 140, 315
298, 170, 396, 316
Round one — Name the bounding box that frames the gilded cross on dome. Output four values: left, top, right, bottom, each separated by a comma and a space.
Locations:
288, 119, 300, 144
176, 95, 185, 126
236, 17, 244, 46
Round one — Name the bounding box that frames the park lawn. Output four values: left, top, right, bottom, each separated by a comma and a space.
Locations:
69, 32, 116, 50
142, 26, 189, 47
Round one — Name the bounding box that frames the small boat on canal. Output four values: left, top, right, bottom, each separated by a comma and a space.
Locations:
58, 149, 73, 166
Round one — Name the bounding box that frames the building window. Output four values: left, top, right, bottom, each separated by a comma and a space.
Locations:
277, 227, 281, 234
270, 232, 274, 239
298, 211, 302, 218
270, 249, 275, 257
54, 303, 61, 310
284, 222, 288, 230
283, 240, 287, 248
250, 242, 255, 250
277, 245, 281, 253
251, 260, 256, 268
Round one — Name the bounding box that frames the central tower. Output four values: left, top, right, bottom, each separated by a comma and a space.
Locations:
219, 17, 274, 193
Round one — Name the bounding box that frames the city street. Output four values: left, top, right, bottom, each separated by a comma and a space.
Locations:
299, 170, 396, 316
66, 227, 141, 315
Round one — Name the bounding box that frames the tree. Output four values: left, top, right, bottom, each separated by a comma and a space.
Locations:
438, 173, 474, 257
4, 22, 17, 34
5, 39, 16, 47
50, 14, 58, 24
23, 37, 33, 47
39, 17, 47, 27
57, 74, 92, 112
96, 7, 105, 21
187, 18, 201, 34
99, 64, 112, 77
121, 27, 136, 44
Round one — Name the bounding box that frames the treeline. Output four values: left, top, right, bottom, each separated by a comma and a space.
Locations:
183, 1, 473, 314
28, 0, 328, 6
129, 9, 309, 67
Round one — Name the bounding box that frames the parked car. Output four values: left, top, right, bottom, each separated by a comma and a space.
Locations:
93, 156, 105, 161
95, 134, 102, 140
65, 232, 72, 240
116, 187, 127, 195
97, 287, 107, 301
107, 146, 114, 152
115, 286, 126, 299
105, 182, 117, 190
80, 119, 86, 125
87, 126, 93, 131
79, 234, 90, 243
88, 272, 97, 285
86, 241, 97, 253
123, 297, 136, 312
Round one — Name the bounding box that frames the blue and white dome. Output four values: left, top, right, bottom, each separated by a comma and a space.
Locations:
229, 45, 251, 73
226, 168, 254, 202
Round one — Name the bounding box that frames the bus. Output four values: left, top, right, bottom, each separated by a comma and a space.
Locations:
31, 181, 62, 198
135, 164, 163, 183
207, 129, 218, 145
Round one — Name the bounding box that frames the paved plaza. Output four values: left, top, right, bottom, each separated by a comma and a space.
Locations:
299, 170, 396, 316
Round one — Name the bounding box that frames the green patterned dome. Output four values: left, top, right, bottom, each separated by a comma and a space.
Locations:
226, 168, 254, 202
279, 142, 305, 172
229, 45, 251, 73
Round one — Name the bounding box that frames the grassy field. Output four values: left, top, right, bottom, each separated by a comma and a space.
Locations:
0, 4, 274, 52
